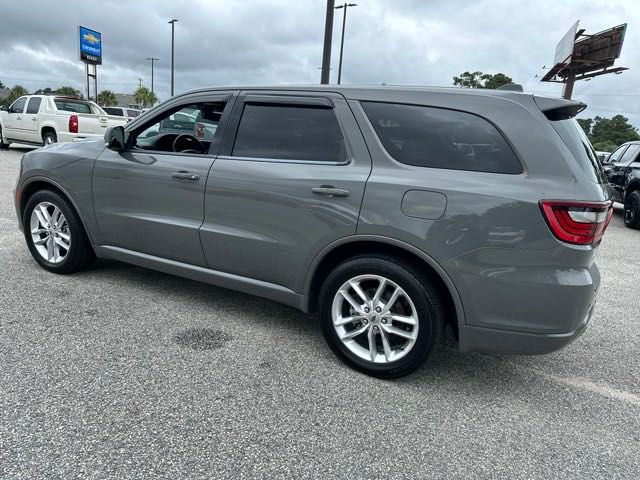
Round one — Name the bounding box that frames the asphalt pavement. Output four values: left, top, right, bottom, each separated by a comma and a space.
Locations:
1, 146, 639, 479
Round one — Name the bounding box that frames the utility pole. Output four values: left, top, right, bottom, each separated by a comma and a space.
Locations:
168, 19, 178, 96
146, 57, 159, 97
320, 0, 335, 84
138, 78, 143, 88
334, 3, 357, 84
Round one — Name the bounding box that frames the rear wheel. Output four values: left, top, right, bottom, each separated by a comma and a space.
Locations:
624, 191, 640, 229
319, 255, 444, 378
23, 190, 95, 273
42, 130, 57, 146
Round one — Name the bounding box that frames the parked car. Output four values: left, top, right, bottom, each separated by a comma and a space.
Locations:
601, 141, 640, 228
0, 95, 128, 148
102, 106, 142, 120
13, 86, 612, 377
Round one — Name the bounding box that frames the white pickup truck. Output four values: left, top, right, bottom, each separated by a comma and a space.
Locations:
0, 95, 128, 148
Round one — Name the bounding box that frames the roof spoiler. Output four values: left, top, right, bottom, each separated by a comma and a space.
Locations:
534, 96, 587, 121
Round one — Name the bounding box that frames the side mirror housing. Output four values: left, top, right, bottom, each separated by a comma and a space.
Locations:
105, 126, 128, 152
0, 105, 7, 112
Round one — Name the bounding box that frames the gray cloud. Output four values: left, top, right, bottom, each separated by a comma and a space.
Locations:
1, 0, 638, 125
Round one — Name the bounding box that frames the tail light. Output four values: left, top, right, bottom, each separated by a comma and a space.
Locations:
540, 200, 613, 245
69, 114, 79, 133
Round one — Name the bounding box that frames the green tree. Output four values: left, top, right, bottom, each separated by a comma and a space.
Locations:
0, 80, 5, 89
54, 86, 81, 97
590, 115, 640, 147
592, 140, 617, 152
34, 87, 54, 95
5, 85, 28, 105
576, 118, 592, 136
97, 90, 117, 106
133, 86, 157, 108
453, 71, 513, 89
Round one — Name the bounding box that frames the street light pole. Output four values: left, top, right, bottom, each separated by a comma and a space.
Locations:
145, 57, 159, 97
168, 19, 178, 96
334, 3, 357, 84
320, 0, 335, 84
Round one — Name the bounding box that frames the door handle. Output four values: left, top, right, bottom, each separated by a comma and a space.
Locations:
312, 186, 350, 197
16, 116, 22, 120
31, 117, 37, 121
172, 171, 200, 181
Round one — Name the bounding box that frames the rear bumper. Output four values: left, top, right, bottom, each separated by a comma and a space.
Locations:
457, 263, 600, 355
458, 302, 595, 354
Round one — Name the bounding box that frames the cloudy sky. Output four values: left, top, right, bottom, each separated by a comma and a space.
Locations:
1, 0, 638, 125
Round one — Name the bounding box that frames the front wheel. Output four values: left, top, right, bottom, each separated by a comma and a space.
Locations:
624, 191, 640, 229
23, 190, 95, 273
319, 256, 444, 378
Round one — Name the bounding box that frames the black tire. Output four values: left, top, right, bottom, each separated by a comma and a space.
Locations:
0, 125, 10, 149
23, 190, 95, 274
42, 130, 57, 146
319, 255, 444, 378
624, 191, 640, 229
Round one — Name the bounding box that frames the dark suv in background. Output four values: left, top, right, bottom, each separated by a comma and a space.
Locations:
14, 86, 612, 377
602, 141, 640, 228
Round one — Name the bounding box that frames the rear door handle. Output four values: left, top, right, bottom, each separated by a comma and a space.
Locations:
172, 171, 200, 181
311, 186, 350, 197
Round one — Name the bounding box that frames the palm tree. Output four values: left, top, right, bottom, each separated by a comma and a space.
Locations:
54, 86, 81, 97
97, 90, 117, 106
133, 86, 157, 108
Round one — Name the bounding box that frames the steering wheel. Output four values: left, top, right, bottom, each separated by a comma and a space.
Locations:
172, 134, 205, 154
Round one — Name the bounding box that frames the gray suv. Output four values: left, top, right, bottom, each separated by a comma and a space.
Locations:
14, 86, 612, 377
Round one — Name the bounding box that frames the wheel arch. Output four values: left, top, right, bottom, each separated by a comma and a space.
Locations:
304, 235, 465, 339
19, 177, 94, 244
624, 178, 640, 200
40, 125, 57, 142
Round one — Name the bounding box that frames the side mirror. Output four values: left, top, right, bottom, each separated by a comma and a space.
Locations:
105, 126, 128, 152
0, 105, 7, 112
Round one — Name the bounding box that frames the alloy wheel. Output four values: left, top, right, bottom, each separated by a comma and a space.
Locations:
331, 274, 419, 364
29, 201, 71, 263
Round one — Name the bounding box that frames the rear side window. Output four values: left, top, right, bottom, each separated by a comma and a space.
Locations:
232, 104, 347, 162
103, 107, 122, 116
54, 99, 92, 114
361, 101, 522, 174
26, 97, 42, 114
550, 119, 605, 184
127, 109, 140, 117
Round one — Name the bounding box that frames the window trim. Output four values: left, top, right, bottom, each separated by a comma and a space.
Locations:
225, 94, 352, 166
359, 100, 525, 175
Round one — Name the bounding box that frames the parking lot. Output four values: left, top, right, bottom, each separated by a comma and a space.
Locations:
0, 146, 639, 479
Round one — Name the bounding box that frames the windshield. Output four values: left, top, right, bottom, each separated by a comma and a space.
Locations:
550, 118, 606, 184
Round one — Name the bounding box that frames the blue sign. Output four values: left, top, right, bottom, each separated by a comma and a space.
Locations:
79, 26, 102, 64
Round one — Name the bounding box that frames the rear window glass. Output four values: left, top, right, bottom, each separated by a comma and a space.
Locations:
361, 101, 522, 174
550, 119, 605, 184
232, 104, 347, 162
54, 99, 92, 114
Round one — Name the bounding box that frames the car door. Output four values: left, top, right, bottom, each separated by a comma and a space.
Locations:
23, 97, 43, 144
603, 145, 629, 202
201, 91, 371, 292
610, 144, 640, 202
92, 92, 235, 267
4, 96, 27, 139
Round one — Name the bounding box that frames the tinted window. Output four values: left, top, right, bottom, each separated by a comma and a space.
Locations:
103, 107, 122, 116
361, 102, 522, 174
127, 109, 140, 117
54, 99, 92, 114
232, 104, 347, 162
619, 144, 640, 165
551, 119, 605, 184
10, 97, 27, 113
26, 97, 42, 114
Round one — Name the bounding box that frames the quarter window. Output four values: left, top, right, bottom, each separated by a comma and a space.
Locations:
361, 101, 522, 174
232, 103, 347, 162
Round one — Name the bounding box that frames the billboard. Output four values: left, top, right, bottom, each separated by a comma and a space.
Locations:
79, 26, 102, 64
554, 20, 579, 67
